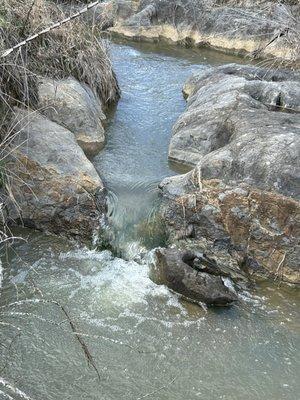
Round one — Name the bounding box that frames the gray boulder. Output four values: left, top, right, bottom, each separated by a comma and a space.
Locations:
152, 248, 238, 306
169, 64, 300, 199
7, 108, 106, 241
38, 78, 106, 157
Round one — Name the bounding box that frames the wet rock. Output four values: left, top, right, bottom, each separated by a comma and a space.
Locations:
169, 64, 300, 199
159, 177, 300, 284
6, 108, 106, 242
38, 78, 106, 157
152, 248, 238, 306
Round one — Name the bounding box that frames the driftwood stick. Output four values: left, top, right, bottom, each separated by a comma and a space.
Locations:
60, 304, 101, 381
0, 298, 101, 381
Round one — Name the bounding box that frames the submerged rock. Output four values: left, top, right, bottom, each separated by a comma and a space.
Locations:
38, 78, 106, 157
152, 248, 238, 306
6, 108, 106, 241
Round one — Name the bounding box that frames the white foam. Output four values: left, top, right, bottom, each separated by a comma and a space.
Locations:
222, 277, 236, 293
59, 248, 113, 262
122, 241, 147, 262
59, 248, 183, 311
77, 257, 165, 306
238, 290, 265, 306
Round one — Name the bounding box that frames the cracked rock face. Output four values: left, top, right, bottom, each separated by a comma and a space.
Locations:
151, 248, 238, 306
169, 64, 300, 199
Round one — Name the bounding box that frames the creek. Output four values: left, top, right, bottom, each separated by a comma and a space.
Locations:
0, 40, 299, 400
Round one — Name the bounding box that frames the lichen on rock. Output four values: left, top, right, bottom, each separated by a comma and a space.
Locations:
159, 174, 300, 285
169, 64, 300, 199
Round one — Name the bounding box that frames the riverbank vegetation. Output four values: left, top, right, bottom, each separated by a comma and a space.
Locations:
0, 0, 119, 108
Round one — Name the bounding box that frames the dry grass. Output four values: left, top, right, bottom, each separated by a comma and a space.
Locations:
0, 114, 31, 249
0, 0, 120, 109
220, 2, 299, 68
214, 2, 300, 68
164, 0, 300, 69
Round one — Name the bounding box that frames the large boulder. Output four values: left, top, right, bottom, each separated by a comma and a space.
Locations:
6, 108, 106, 241
169, 64, 300, 199
151, 248, 238, 306
38, 78, 106, 157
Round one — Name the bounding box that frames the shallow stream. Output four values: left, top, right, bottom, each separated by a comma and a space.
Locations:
0, 41, 299, 400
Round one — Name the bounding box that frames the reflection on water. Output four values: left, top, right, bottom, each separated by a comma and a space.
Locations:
0, 42, 299, 400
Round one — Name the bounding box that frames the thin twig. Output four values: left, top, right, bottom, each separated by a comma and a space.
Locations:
0, 298, 101, 380
60, 304, 101, 381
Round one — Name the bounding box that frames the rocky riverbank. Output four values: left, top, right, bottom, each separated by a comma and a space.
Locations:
101, 1, 300, 298
104, 0, 300, 66
155, 63, 300, 298
0, 0, 119, 243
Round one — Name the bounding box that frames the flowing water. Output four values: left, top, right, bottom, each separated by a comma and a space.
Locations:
0, 41, 299, 400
